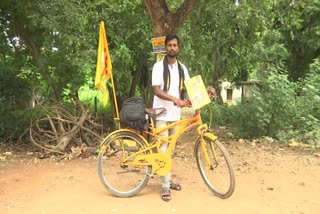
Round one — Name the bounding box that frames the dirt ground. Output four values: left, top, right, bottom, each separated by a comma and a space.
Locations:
1, 130, 320, 214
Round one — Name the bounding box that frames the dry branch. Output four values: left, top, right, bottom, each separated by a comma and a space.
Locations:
29, 94, 104, 155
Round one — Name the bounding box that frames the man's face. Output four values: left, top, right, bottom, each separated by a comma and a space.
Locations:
165, 38, 179, 58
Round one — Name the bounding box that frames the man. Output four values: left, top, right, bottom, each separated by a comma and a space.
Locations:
151, 33, 190, 202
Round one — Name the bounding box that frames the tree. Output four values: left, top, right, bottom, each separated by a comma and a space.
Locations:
144, 0, 200, 36
0, 0, 98, 101
276, 0, 320, 81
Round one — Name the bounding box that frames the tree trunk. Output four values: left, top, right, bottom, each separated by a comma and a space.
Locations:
144, 0, 200, 36
212, 47, 224, 104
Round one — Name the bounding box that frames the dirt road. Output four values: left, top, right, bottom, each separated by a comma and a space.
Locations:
1, 133, 320, 214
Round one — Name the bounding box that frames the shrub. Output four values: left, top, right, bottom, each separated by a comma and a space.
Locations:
209, 65, 320, 146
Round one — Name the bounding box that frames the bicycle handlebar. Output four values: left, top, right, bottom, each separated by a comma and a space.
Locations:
175, 89, 215, 107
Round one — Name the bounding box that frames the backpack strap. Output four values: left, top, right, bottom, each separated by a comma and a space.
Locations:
163, 56, 170, 92
177, 60, 185, 100
163, 56, 185, 99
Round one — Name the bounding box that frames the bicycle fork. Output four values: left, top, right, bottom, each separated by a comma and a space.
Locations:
197, 125, 218, 169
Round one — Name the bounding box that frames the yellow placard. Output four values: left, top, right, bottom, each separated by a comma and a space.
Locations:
184, 75, 210, 109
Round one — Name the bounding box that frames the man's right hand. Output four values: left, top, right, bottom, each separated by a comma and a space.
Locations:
172, 97, 186, 107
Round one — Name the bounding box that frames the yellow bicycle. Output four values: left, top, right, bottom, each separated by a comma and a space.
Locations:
97, 107, 235, 199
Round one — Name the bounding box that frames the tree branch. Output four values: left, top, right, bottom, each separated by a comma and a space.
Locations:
144, 0, 200, 36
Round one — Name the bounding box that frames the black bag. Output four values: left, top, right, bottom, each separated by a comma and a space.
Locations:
120, 96, 146, 131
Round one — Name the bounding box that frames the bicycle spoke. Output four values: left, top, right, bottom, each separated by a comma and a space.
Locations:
196, 136, 235, 199
97, 131, 152, 197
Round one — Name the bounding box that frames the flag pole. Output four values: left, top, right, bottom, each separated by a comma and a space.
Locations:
110, 73, 120, 127
95, 21, 120, 128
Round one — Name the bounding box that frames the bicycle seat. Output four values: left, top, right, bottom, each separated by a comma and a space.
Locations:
145, 108, 166, 117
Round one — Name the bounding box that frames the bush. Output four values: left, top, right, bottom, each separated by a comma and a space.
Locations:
210, 63, 320, 145
278, 59, 320, 145
0, 68, 31, 142
0, 104, 31, 142
204, 102, 236, 128
219, 72, 297, 139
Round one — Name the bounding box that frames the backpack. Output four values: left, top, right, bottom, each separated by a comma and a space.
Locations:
120, 96, 146, 131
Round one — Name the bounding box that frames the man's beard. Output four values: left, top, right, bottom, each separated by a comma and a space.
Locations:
167, 52, 177, 58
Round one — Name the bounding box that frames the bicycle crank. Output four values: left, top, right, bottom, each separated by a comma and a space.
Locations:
134, 153, 172, 176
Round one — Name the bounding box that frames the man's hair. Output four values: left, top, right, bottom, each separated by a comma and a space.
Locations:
165, 33, 180, 46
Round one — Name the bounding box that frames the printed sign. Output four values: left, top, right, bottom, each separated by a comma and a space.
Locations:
184, 75, 211, 109
151, 36, 165, 53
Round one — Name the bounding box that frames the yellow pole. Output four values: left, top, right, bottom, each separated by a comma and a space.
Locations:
110, 75, 120, 128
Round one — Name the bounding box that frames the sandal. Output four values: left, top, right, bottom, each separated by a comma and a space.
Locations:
170, 182, 182, 191
161, 189, 171, 202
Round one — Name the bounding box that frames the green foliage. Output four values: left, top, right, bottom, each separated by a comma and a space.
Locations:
0, 107, 31, 142
0, 52, 32, 141
284, 58, 320, 145
232, 72, 297, 138
0, 0, 152, 140
167, 0, 185, 11
204, 103, 236, 128
1, 0, 320, 144
78, 85, 109, 112
180, 0, 238, 81
98, 0, 153, 99
277, 0, 320, 81
210, 65, 320, 145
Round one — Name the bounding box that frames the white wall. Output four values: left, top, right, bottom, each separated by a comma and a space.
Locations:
219, 81, 242, 104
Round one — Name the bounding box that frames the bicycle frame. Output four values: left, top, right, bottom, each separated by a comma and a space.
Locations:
147, 112, 205, 154
116, 111, 212, 176
97, 105, 235, 199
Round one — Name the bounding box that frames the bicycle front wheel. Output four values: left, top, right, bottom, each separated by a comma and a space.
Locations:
97, 130, 152, 197
195, 134, 235, 199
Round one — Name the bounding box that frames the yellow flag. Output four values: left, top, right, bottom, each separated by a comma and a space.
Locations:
95, 21, 112, 106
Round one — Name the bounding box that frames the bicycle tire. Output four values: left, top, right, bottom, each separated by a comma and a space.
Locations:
97, 130, 152, 197
195, 133, 235, 199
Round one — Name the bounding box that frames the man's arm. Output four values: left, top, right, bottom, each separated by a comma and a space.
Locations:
152, 85, 186, 107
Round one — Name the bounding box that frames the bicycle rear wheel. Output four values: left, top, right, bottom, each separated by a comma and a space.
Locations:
195, 134, 235, 199
97, 130, 152, 197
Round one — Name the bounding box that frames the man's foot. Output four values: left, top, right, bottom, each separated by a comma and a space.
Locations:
161, 189, 171, 202
170, 182, 182, 191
